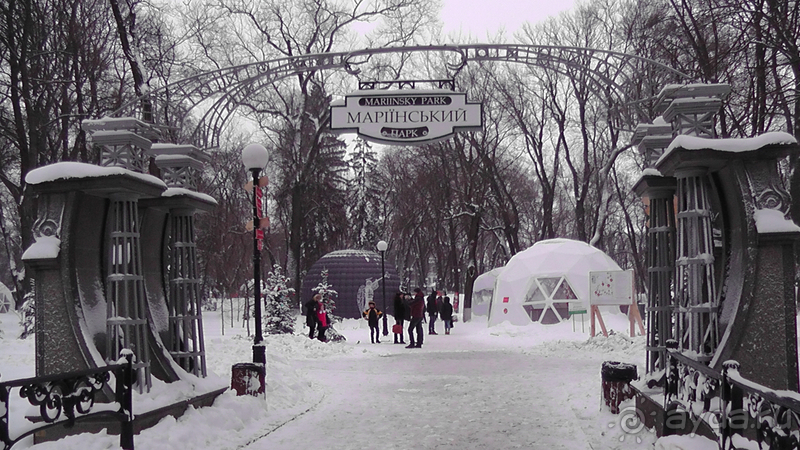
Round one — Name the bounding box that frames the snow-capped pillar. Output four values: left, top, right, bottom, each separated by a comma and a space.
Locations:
631, 121, 673, 168
150, 144, 209, 190
633, 174, 676, 375
107, 192, 152, 391
21, 192, 88, 376
82, 117, 161, 173
654, 84, 731, 139
672, 167, 719, 363
656, 132, 800, 390
149, 143, 213, 377
715, 148, 800, 390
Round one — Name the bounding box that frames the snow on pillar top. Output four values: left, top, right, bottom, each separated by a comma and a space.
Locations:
631, 118, 673, 168
81, 117, 161, 173
654, 83, 731, 139
150, 143, 210, 190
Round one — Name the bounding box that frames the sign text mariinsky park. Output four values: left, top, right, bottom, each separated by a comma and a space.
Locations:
330, 89, 483, 145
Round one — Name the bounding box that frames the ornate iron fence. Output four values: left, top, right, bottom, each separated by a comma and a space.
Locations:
665, 342, 800, 449
0, 352, 134, 450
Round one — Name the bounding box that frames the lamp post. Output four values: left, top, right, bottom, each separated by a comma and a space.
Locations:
242, 143, 269, 365
377, 240, 388, 336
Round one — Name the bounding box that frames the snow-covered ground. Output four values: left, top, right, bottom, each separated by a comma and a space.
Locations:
0, 307, 715, 449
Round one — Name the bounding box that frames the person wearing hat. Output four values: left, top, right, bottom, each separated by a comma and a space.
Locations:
362, 300, 384, 344
406, 288, 425, 348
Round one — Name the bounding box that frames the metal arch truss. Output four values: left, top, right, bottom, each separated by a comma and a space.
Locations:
112, 44, 693, 148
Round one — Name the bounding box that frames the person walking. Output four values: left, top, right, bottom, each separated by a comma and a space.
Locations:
441, 296, 454, 335
316, 297, 329, 342
426, 289, 439, 335
362, 301, 383, 343
392, 292, 406, 344
304, 294, 321, 339
406, 288, 425, 348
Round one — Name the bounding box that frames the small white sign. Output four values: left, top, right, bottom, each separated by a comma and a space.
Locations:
589, 270, 634, 306
330, 89, 483, 145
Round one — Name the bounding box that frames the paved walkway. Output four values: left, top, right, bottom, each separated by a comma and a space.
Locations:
244, 337, 604, 450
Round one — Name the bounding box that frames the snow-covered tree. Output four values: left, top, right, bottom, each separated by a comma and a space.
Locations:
263, 265, 295, 334
312, 269, 338, 317
346, 137, 382, 248
18, 289, 35, 339
312, 268, 345, 342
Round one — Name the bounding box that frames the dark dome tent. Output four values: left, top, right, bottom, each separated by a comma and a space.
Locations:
300, 250, 401, 319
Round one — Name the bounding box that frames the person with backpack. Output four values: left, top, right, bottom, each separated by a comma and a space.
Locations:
426, 289, 439, 335
362, 300, 384, 343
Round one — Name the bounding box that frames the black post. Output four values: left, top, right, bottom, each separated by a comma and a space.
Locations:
251, 168, 265, 365
119, 352, 134, 450
381, 251, 388, 336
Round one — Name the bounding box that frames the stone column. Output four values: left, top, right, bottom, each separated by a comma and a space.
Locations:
633, 175, 676, 374
150, 143, 214, 378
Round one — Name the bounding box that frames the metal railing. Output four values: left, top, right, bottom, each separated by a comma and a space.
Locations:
0, 352, 134, 450
665, 341, 800, 449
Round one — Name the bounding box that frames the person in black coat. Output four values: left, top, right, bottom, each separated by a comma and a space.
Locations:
441, 296, 454, 335
392, 292, 406, 344
304, 294, 321, 339
426, 289, 439, 335
362, 301, 383, 343
406, 288, 425, 348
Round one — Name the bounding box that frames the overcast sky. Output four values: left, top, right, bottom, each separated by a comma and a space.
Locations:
439, 0, 578, 37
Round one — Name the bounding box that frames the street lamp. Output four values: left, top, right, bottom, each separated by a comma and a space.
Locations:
242, 143, 269, 365
377, 240, 388, 336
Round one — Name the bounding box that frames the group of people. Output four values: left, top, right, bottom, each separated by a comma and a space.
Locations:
303, 294, 330, 341
304, 288, 455, 347
386, 288, 454, 348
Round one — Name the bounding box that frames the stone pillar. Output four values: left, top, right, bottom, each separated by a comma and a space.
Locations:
150, 143, 213, 378
83, 117, 161, 391
673, 168, 719, 363
633, 175, 676, 374
107, 193, 152, 391
657, 133, 800, 390
632, 116, 677, 374
22, 192, 88, 376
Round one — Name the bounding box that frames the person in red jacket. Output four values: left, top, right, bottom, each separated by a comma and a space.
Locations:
406, 288, 425, 348
316, 297, 329, 342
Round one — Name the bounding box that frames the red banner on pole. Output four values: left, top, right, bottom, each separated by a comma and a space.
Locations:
255, 187, 264, 218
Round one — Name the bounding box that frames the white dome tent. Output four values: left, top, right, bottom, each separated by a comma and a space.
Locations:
488, 239, 622, 326
472, 267, 503, 317
0, 281, 13, 313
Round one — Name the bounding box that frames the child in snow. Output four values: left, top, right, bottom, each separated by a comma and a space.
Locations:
362, 301, 383, 343
441, 296, 454, 335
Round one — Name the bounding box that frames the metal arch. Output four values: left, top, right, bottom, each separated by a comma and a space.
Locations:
110, 44, 694, 147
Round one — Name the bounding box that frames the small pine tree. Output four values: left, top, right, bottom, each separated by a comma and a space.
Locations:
312, 269, 345, 342
18, 289, 35, 339
312, 269, 338, 317
264, 265, 296, 334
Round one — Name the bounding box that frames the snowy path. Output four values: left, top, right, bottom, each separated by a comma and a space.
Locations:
246, 334, 603, 450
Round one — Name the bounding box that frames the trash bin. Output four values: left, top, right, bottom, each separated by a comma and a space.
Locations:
231, 362, 266, 397
601, 361, 638, 413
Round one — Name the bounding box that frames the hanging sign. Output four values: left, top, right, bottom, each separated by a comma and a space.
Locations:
330, 89, 483, 145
